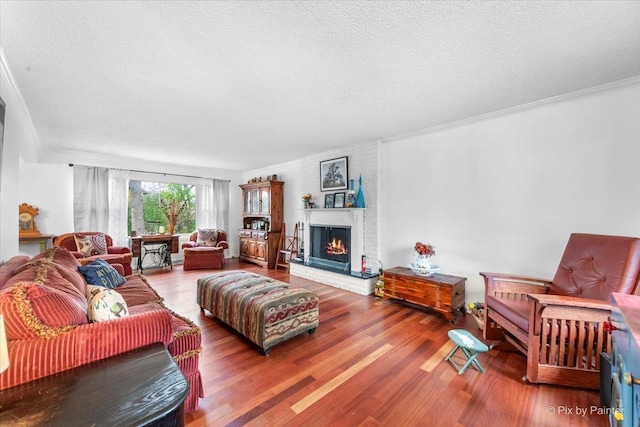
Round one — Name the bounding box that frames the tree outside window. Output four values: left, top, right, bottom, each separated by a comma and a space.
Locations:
128, 181, 195, 235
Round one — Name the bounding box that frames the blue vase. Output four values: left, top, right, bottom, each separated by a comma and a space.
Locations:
355, 175, 365, 208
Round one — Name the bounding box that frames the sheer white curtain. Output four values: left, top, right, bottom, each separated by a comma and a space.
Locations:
73, 166, 109, 231
196, 178, 229, 231
108, 169, 129, 246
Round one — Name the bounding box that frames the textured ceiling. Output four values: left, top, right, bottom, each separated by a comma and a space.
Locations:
1, 1, 639, 172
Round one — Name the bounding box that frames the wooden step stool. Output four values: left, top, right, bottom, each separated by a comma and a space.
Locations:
445, 329, 489, 374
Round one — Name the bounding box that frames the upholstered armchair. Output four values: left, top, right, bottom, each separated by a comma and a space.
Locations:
482, 233, 640, 389
53, 232, 133, 276
182, 229, 229, 270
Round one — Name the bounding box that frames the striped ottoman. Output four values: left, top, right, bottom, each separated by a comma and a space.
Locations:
197, 270, 319, 355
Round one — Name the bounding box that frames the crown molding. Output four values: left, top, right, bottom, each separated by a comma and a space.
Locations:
381, 75, 640, 144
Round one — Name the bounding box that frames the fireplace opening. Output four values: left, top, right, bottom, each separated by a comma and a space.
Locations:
309, 225, 351, 272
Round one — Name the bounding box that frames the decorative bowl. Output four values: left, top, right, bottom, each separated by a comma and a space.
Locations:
408, 263, 440, 276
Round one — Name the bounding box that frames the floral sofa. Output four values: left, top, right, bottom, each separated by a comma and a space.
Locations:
0, 247, 203, 413
53, 232, 134, 276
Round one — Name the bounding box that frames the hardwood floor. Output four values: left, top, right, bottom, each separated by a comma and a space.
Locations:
146, 259, 607, 427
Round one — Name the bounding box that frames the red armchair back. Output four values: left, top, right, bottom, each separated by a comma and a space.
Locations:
185, 230, 229, 248
549, 233, 640, 299
54, 232, 115, 251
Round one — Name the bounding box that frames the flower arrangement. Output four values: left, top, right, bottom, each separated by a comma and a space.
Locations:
302, 193, 312, 208
415, 242, 436, 257
160, 197, 187, 235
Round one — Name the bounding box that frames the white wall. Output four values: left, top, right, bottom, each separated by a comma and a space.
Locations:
17, 160, 74, 256
381, 80, 640, 303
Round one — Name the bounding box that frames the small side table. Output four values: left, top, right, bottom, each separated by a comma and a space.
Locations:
0, 343, 189, 426
19, 234, 53, 253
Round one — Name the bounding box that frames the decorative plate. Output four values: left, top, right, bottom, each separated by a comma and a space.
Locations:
408, 263, 440, 276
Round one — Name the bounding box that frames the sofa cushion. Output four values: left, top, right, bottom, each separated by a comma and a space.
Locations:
0, 281, 88, 340
74, 233, 108, 257
87, 285, 129, 322
78, 259, 126, 289
8, 259, 87, 310
115, 274, 164, 307
0, 256, 30, 290
31, 246, 81, 270
196, 229, 218, 247
16, 247, 87, 296
486, 294, 530, 332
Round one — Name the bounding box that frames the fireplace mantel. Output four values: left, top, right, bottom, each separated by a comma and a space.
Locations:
301, 208, 365, 224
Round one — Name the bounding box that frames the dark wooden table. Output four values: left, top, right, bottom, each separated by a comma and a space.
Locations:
0, 343, 189, 427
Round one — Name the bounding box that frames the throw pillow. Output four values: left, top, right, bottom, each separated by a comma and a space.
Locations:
87, 287, 129, 322
196, 228, 218, 247
78, 258, 126, 289
74, 233, 108, 257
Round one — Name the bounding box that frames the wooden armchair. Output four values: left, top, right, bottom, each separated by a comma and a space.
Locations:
482, 233, 640, 389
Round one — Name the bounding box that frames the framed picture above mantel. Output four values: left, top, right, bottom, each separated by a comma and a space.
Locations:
320, 156, 348, 192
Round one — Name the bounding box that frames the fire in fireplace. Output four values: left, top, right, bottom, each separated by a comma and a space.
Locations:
309, 225, 351, 272
327, 237, 348, 256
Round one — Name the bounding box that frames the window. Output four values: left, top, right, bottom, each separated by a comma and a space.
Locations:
128, 181, 195, 235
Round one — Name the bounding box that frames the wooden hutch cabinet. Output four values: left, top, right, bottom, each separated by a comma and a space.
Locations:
238, 180, 283, 268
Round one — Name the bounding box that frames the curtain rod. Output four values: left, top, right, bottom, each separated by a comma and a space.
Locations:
68, 163, 231, 182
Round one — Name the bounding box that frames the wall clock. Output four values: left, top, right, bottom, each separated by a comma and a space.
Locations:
19, 203, 41, 236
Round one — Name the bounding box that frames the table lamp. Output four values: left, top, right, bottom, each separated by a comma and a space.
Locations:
0, 314, 8, 373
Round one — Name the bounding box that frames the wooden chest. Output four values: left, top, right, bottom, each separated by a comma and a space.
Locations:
383, 267, 466, 323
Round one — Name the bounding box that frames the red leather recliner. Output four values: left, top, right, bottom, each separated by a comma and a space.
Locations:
482, 233, 640, 389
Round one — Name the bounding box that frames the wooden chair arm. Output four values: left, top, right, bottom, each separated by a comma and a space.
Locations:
528, 294, 612, 337
527, 294, 612, 311
481, 272, 551, 299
